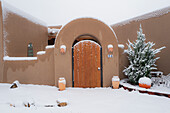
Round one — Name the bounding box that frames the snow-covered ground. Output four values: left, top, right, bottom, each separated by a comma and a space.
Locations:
0, 83, 170, 113
120, 79, 170, 95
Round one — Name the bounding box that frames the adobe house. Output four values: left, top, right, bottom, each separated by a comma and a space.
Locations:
0, 1, 169, 87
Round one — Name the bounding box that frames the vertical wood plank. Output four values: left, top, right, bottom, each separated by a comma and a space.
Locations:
96, 45, 101, 87
74, 45, 78, 87
86, 41, 89, 88
91, 43, 95, 87
81, 42, 85, 87
79, 42, 82, 87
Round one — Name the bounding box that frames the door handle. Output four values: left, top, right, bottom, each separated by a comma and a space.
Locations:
98, 67, 101, 70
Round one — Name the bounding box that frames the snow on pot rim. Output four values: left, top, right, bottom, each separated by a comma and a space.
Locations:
59, 77, 66, 84
112, 76, 120, 81
139, 77, 151, 85
60, 45, 66, 50
108, 44, 113, 48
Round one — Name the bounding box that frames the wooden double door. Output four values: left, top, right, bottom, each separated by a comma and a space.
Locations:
73, 40, 101, 88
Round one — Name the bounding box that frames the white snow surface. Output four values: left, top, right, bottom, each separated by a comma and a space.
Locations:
0, 83, 170, 113
57, 98, 68, 103
48, 28, 60, 34
112, 76, 120, 81
118, 44, 125, 49
59, 78, 66, 85
107, 44, 113, 49
3, 0, 170, 26
3, 56, 37, 61
120, 79, 170, 95
13, 80, 20, 87
139, 77, 152, 85
45, 45, 55, 49
60, 45, 66, 50
37, 51, 46, 55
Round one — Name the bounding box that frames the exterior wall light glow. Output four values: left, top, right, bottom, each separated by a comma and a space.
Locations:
60, 45, 66, 54
108, 44, 113, 53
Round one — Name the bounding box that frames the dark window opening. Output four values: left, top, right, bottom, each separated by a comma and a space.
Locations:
27, 43, 33, 57
48, 38, 56, 45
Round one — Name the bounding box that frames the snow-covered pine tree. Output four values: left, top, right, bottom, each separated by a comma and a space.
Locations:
123, 24, 165, 85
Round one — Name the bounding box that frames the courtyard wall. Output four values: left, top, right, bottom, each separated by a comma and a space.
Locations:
112, 8, 170, 78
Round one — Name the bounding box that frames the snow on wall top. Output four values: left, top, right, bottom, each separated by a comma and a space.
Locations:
48, 28, 60, 34
112, 6, 170, 27
45, 45, 55, 49
118, 44, 124, 49
37, 51, 46, 55
3, 56, 37, 61
2, 1, 47, 27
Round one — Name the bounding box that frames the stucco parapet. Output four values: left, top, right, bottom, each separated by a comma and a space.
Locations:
3, 45, 55, 62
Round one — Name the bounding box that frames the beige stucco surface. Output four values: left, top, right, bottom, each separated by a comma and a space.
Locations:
54, 18, 119, 87
3, 11, 48, 57
0, 2, 4, 82
3, 48, 55, 85
0, 1, 52, 84
112, 12, 170, 78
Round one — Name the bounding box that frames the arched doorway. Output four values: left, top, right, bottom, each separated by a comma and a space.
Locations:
54, 18, 119, 87
72, 38, 102, 88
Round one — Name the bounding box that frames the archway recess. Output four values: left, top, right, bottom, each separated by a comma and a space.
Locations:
54, 17, 119, 87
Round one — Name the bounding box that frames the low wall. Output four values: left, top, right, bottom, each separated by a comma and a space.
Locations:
3, 47, 55, 85
112, 11, 170, 78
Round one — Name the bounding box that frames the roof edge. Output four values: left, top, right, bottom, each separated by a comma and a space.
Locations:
111, 6, 170, 27
2, 1, 47, 27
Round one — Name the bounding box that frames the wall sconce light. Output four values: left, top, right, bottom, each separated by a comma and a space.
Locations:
108, 44, 113, 53
60, 45, 66, 54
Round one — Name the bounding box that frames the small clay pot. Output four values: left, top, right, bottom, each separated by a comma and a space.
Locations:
139, 83, 151, 89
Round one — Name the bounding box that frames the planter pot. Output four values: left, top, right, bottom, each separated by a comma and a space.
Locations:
112, 76, 120, 89
58, 77, 66, 91
139, 83, 151, 89
139, 77, 151, 89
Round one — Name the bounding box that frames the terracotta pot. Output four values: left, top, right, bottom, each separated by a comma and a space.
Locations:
138, 77, 151, 89
58, 78, 66, 91
112, 81, 120, 89
60, 48, 65, 54
108, 47, 113, 53
112, 76, 120, 89
139, 83, 151, 89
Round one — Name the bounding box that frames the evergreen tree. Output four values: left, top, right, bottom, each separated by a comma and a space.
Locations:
123, 24, 165, 85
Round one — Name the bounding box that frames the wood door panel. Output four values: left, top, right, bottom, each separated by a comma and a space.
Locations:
74, 40, 101, 88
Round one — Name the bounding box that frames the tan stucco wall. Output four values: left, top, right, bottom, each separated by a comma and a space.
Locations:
118, 47, 126, 79
112, 12, 170, 78
3, 48, 55, 85
54, 18, 119, 87
3, 11, 48, 57
0, 2, 4, 82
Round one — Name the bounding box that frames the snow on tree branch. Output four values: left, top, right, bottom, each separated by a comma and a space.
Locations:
123, 24, 165, 85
